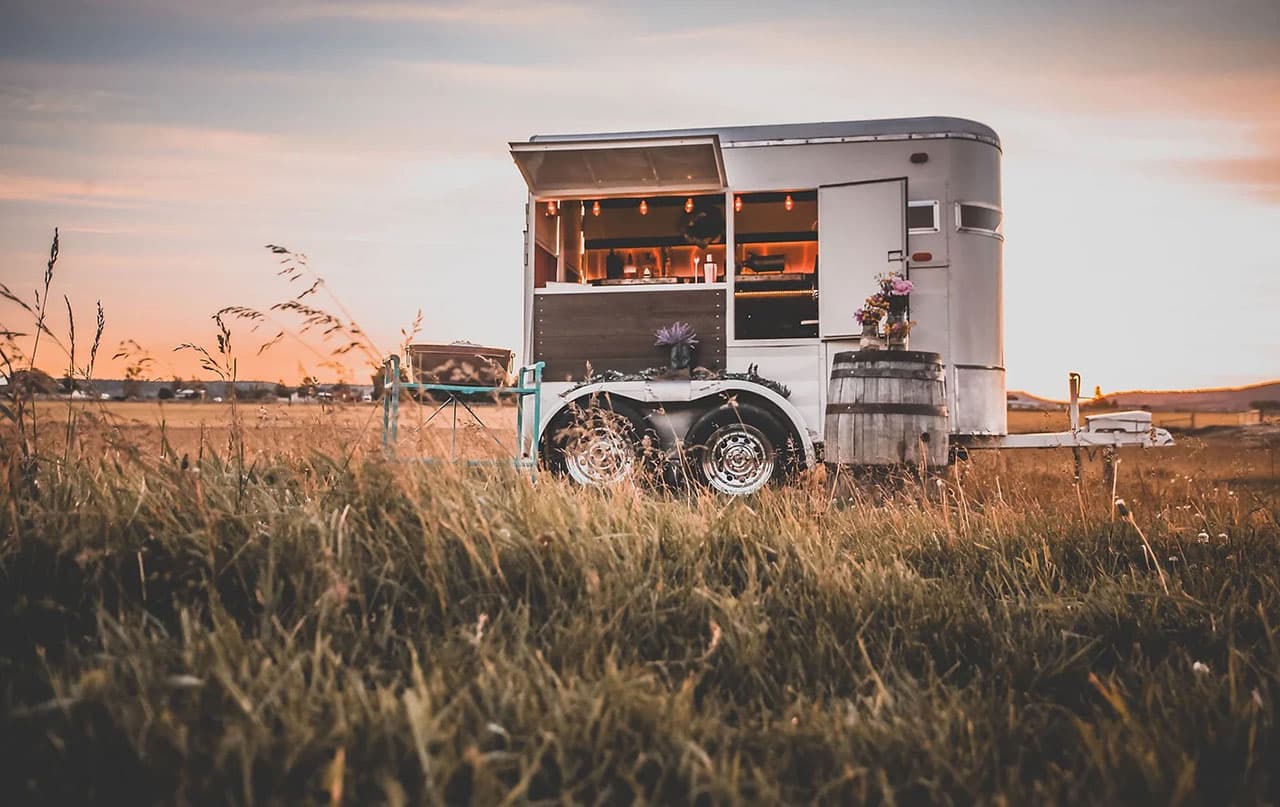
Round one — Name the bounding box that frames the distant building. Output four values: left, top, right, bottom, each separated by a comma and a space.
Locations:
1007, 392, 1059, 411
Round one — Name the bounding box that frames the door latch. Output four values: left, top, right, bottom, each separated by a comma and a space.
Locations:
886, 249, 905, 263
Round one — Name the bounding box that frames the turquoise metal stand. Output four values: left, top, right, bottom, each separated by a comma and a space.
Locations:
381, 355, 544, 479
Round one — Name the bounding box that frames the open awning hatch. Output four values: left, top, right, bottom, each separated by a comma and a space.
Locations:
509, 135, 727, 199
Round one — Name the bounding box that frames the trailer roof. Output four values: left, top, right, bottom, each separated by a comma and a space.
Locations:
529, 116, 1000, 149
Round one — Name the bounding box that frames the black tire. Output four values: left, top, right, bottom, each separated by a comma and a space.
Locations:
685, 399, 798, 495
542, 393, 658, 486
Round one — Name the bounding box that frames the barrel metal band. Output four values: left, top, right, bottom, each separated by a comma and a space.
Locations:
825, 402, 949, 417
833, 349, 943, 365
830, 368, 943, 380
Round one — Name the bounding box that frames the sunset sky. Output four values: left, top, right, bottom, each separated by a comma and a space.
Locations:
2, 0, 1277, 396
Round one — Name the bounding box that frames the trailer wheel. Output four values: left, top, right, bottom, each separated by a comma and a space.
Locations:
686, 401, 796, 495
543, 394, 655, 487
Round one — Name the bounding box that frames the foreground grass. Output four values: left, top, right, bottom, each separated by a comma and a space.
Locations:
1, 444, 1278, 805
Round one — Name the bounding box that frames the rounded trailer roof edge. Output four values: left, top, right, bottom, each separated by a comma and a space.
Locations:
527, 116, 1000, 151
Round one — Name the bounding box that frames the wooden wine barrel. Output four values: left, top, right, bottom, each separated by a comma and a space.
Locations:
824, 350, 950, 468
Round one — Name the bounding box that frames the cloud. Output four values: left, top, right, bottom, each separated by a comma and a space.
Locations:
1183, 127, 1280, 203
269, 0, 585, 25
1204, 157, 1280, 203
0, 173, 151, 206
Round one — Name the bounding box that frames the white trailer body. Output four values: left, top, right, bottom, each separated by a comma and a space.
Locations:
508, 117, 1167, 492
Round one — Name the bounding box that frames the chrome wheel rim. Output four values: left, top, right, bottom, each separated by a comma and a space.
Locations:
701, 424, 774, 495
563, 416, 637, 486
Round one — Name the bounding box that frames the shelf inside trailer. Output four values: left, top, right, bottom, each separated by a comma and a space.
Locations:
735, 232, 818, 244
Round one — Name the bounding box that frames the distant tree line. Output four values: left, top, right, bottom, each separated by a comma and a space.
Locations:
7, 367, 379, 403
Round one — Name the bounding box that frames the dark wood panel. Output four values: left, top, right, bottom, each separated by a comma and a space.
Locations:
534, 289, 725, 381
534, 245, 557, 288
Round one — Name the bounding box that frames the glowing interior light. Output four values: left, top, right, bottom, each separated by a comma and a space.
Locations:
592, 200, 601, 217
639, 199, 648, 215
734, 195, 743, 213
685, 197, 694, 213
784, 194, 794, 211
546, 200, 557, 216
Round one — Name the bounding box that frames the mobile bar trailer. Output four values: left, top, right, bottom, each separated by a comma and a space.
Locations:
508, 116, 1172, 494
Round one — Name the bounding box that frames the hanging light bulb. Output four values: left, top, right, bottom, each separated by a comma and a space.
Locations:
684, 197, 694, 213
784, 194, 794, 212
639, 199, 648, 216
734, 195, 743, 213
546, 200, 557, 216
592, 200, 601, 217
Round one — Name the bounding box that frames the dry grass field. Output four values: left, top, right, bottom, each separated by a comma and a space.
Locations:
29, 398, 523, 460
39, 399, 1280, 500
6, 233, 1277, 804
3, 398, 1279, 804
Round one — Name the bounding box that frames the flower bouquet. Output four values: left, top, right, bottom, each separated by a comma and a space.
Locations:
655, 321, 699, 371
854, 271, 915, 349
881, 271, 913, 314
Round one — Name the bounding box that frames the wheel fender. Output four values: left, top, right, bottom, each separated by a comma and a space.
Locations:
538, 379, 816, 469
537, 387, 653, 456
690, 381, 816, 468
538, 386, 650, 445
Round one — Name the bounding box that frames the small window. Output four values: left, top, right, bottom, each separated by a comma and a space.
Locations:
907, 201, 939, 233
956, 202, 1002, 237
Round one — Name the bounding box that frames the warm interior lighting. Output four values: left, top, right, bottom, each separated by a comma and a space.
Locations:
639, 199, 648, 215
734, 195, 743, 213
592, 200, 600, 217
784, 194, 794, 212
685, 197, 694, 213
546, 200, 557, 216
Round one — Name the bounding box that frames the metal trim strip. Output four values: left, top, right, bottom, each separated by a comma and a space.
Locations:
724, 132, 1001, 150
830, 367, 944, 380
825, 402, 949, 417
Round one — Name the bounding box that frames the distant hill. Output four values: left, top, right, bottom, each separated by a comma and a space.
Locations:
1095, 381, 1280, 412
1008, 381, 1280, 412
1006, 390, 1063, 410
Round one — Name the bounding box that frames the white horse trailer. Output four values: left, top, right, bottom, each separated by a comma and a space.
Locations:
509, 117, 1171, 493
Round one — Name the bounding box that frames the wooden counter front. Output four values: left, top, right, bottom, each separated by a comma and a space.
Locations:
533, 287, 726, 381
